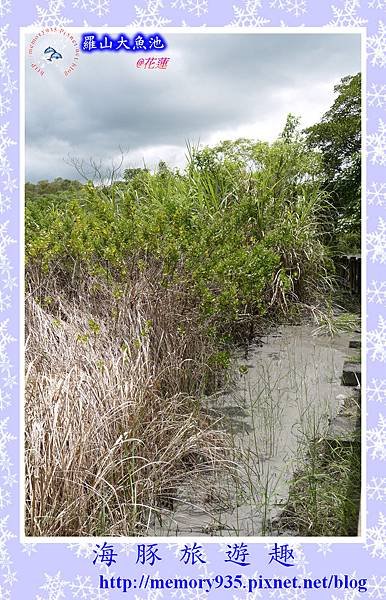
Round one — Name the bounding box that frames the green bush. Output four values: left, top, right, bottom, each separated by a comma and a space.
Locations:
26, 135, 332, 337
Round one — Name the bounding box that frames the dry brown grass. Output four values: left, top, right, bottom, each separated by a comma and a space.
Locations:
25, 264, 229, 536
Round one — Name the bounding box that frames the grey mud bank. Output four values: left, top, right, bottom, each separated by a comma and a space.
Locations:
151, 324, 355, 536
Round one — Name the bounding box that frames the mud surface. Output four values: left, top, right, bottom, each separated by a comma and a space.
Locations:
152, 324, 353, 536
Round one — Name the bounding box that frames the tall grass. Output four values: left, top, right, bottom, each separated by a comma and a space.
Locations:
278, 435, 361, 536
25, 137, 334, 536
25, 265, 228, 536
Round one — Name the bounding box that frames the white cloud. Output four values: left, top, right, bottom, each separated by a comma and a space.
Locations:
25, 32, 361, 181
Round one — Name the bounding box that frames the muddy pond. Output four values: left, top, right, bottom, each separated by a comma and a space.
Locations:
152, 323, 354, 536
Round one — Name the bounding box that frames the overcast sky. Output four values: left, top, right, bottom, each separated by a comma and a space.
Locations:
25, 32, 361, 182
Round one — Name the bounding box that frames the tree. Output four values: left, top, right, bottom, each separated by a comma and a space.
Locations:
280, 113, 301, 144
305, 73, 361, 251
123, 167, 149, 181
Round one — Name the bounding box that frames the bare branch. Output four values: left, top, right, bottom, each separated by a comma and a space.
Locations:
64, 148, 129, 187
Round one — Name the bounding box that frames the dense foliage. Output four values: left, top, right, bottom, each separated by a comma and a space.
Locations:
305, 73, 361, 252
25, 77, 361, 536
26, 130, 331, 343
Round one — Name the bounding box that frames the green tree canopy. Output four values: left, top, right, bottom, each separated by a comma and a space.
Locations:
305, 72, 361, 251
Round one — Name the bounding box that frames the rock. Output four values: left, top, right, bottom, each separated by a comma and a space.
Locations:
342, 361, 361, 386
349, 339, 361, 349
327, 414, 358, 443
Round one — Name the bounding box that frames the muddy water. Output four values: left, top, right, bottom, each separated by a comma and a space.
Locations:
153, 324, 353, 536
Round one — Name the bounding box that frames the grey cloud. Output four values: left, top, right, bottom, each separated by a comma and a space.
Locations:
25, 32, 361, 182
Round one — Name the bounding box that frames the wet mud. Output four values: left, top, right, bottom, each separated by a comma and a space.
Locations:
152, 324, 353, 536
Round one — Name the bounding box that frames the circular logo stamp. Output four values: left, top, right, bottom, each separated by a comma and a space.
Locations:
28, 28, 80, 78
